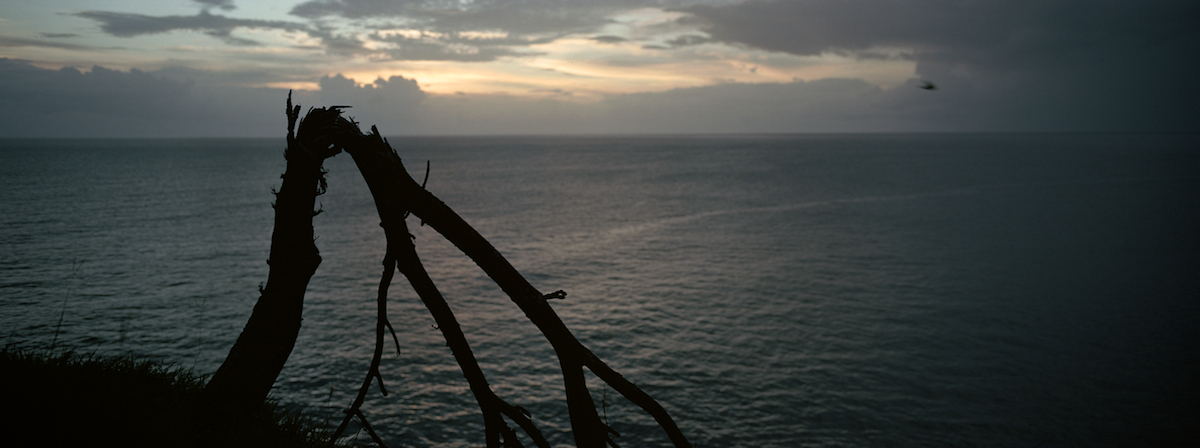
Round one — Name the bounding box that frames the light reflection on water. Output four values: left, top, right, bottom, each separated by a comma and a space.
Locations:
2, 134, 1198, 447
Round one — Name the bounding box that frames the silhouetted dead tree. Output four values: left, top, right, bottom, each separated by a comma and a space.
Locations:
207, 96, 689, 448
336, 123, 552, 448
203, 94, 350, 414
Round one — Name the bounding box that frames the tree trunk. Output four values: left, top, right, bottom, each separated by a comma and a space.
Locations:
203, 99, 345, 413
203, 99, 689, 447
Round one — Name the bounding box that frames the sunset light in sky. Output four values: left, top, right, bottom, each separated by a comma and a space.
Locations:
1, 0, 1196, 136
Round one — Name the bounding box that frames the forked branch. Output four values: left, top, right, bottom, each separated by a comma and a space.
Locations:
209, 96, 689, 448
323, 116, 689, 448
336, 118, 548, 447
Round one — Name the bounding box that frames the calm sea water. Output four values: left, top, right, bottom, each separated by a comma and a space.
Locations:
2, 134, 1198, 447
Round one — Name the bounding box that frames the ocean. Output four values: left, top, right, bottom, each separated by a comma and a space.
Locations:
2, 134, 1197, 447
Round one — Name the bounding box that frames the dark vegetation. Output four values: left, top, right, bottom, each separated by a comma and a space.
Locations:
0, 346, 344, 448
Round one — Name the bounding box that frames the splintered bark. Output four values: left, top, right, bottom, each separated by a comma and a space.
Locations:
203, 94, 347, 413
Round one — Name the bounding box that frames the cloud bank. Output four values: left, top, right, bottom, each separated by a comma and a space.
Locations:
71, 0, 666, 62
3, 0, 1198, 136
682, 0, 1200, 131
5, 55, 1186, 138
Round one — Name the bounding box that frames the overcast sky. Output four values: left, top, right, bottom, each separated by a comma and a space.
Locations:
1, 0, 1196, 137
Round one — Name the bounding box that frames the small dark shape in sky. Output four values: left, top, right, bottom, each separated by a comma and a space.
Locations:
919, 80, 937, 90
592, 35, 627, 44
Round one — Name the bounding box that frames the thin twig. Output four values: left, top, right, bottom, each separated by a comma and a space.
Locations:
330, 253, 396, 444
356, 409, 388, 448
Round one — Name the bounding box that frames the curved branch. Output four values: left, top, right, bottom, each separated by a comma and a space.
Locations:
391, 222, 549, 448
334, 125, 690, 448
330, 252, 397, 446
341, 130, 549, 448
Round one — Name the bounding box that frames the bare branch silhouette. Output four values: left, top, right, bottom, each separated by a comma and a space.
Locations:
207, 96, 688, 448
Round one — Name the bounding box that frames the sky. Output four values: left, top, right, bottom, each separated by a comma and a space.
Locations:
1, 0, 1197, 137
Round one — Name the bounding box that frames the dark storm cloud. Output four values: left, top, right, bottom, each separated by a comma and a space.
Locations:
683, 0, 1200, 131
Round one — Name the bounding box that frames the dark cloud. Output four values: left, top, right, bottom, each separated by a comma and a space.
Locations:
194, 0, 236, 11
682, 0, 1200, 131
0, 57, 435, 137
2, 54, 1191, 138
289, 0, 621, 30
0, 59, 186, 117
151, 65, 313, 88
287, 0, 634, 60
303, 28, 373, 56
663, 34, 711, 47
364, 31, 540, 61
40, 33, 82, 38
287, 0, 727, 22
591, 35, 627, 44
74, 10, 310, 45
597, 78, 891, 133
289, 0, 617, 35
0, 58, 238, 136
65, 1, 728, 63
683, 0, 1200, 66
406, 68, 1200, 135
415, 4, 612, 36
317, 73, 425, 106
683, 0, 1001, 55
0, 36, 100, 51
407, 78, 900, 134
289, 0, 416, 19
9, 0, 1200, 137
72, 6, 550, 62
532, 88, 572, 96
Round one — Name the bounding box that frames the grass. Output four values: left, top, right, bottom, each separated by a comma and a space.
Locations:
0, 345, 356, 448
